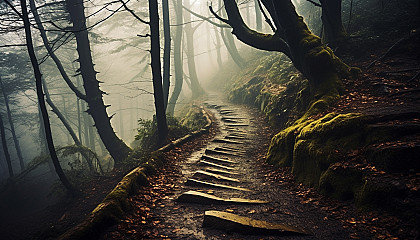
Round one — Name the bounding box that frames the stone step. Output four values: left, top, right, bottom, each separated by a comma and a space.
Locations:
214, 147, 246, 154
225, 135, 247, 140
199, 160, 235, 170
193, 170, 240, 182
201, 155, 237, 164
222, 119, 242, 124
219, 109, 234, 113
203, 211, 310, 236
221, 117, 247, 121
205, 149, 241, 157
177, 191, 268, 205
185, 179, 252, 192
220, 111, 235, 115
217, 145, 242, 150
212, 139, 244, 145
204, 167, 239, 175
225, 124, 249, 127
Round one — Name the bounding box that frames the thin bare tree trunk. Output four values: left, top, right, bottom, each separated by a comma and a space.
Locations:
162, 0, 171, 109
0, 113, 13, 178
149, 0, 169, 144
0, 78, 24, 171
183, 0, 204, 99
13, 0, 76, 194
167, 0, 184, 116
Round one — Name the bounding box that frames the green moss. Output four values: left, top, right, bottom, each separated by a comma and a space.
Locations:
268, 113, 365, 187
180, 106, 207, 131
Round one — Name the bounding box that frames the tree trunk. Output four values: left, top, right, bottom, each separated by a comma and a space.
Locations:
319, 0, 347, 46
167, 0, 184, 116
269, 0, 352, 112
162, 0, 171, 110
0, 113, 13, 178
149, 0, 169, 144
254, 0, 262, 31
213, 25, 223, 69
66, 0, 131, 164
220, 28, 246, 68
42, 78, 95, 173
61, 95, 72, 145
0, 78, 24, 171
183, 0, 204, 99
18, 0, 76, 194
221, 0, 355, 115
37, 103, 55, 176
218, 0, 245, 68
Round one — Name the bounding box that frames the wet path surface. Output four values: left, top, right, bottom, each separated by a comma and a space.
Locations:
106, 93, 371, 239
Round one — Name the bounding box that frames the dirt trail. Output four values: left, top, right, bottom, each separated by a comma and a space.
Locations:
105, 93, 373, 239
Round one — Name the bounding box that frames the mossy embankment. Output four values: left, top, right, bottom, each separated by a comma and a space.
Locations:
213, 48, 419, 217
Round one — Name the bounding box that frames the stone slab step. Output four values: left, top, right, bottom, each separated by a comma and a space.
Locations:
222, 119, 242, 124
203, 211, 310, 236
193, 170, 240, 182
199, 160, 235, 170
214, 147, 246, 154
219, 109, 234, 114
185, 179, 251, 192
201, 155, 237, 164
221, 117, 247, 120
225, 124, 249, 127
204, 167, 239, 175
177, 191, 268, 205
205, 149, 241, 157
226, 134, 247, 139
225, 135, 247, 140
212, 139, 244, 145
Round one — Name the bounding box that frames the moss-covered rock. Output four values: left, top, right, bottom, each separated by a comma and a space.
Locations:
319, 163, 364, 200
268, 112, 365, 187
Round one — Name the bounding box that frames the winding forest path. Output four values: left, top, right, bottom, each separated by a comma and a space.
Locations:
105, 93, 372, 239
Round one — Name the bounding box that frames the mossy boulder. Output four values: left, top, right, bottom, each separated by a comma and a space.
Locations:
366, 144, 420, 173
356, 175, 408, 211
267, 113, 365, 187
319, 163, 364, 200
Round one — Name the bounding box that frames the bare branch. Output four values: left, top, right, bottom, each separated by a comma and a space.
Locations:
0, 44, 26, 48
118, 0, 149, 24
214, 0, 291, 56
256, 0, 276, 32
4, 0, 24, 19
209, 5, 230, 24
183, 5, 231, 28
305, 0, 322, 7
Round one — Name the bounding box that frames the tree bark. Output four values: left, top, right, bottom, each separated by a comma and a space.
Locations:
149, 0, 169, 144
213, 26, 223, 69
0, 113, 13, 178
220, 28, 246, 68
167, 0, 184, 116
254, 0, 262, 31
42, 78, 95, 173
162, 0, 171, 110
66, 0, 131, 164
221, 0, 355, 114
16, 0, 76, 194
319, 0, 347, 46
183, 0, 204, 99
0, 78, 24, 171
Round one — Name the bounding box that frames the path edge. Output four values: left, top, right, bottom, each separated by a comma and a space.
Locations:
58, 106, 212, 240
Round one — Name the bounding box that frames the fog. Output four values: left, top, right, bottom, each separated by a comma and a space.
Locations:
0, 0, 325, 223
